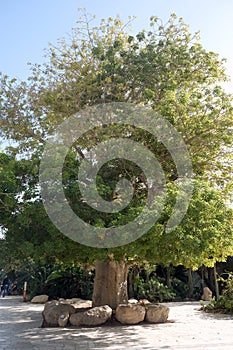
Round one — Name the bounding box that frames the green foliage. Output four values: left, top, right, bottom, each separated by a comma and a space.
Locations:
130, 264, 190, 302
125, 180, 233, 269
45, 264, 94, 299
203, 274, 233, 314
171, 277, 190, 300
16, 263, 52, 298
12, 262, 94, 299
136, 275, 176, 302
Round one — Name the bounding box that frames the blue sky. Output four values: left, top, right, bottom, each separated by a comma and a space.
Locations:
1, 0, 233, 91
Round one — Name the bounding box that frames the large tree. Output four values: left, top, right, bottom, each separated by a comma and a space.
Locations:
1, 12, 233, 307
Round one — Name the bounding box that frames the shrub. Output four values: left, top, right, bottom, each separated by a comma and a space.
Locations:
136, 275, 176, 302
45, 264, 94, 299
13, 262, 94, 299
202, 274, 233, 314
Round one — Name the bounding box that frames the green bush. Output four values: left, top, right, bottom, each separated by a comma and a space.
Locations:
12, 264, 53, 297
171, 277, 189, 300
13, 262, 94, 300
203, 274, 233, 314
136, 275, 176, 302
45, 264, 94, 300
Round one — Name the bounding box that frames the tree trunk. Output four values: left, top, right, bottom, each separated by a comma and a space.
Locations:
128, 268, 133, 299
213, 263, 219, 300
92, 259, 128, 309
200, 265, 205, 290
165, 266, 171, 288
128, 266, 139, 299
197, 265, 213, 292
188, 268, 194, 299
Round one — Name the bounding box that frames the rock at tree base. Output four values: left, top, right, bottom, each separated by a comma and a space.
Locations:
42, 299, 169, 327
115, 304, 146, 324
145, 304, 169, 323
62, 298, 92, 308
138, 299, 151, 305
31, 295, 49, 304
58, 312, 69, 327
42, 302, 76, 326
69, 305, 112, 326
128, 299, 138, 304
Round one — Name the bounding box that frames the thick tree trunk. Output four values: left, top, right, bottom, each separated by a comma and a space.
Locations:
92, 260, 128, 309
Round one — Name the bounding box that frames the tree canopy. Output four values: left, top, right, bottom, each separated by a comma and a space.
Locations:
1, 11, 233, 271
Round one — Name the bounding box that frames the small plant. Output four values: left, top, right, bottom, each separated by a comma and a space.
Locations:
203, 274, 233, 314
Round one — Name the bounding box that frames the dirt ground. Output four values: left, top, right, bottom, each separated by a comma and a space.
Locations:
0, 296, 233, 349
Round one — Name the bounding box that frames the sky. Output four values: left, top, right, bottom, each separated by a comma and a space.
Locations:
1, 0, 233, 92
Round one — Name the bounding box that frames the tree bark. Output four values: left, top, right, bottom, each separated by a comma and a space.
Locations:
92, 259, 129, 309
128, 269, 134, 299
213, 263, 219, 300
165, 266, 171, 288
187, 268, 194, 299
128, 265, 139, 299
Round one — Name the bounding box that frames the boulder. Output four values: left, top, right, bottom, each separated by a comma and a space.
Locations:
115, 304, 146, 324
201, 287, 212, 301
145, 304, 169, 323
42, 302, 76, 326
138, 299, 151, 305
69, 312, 83, 326
70, 305, 112, 326
128, 299, 138, 304
58, 312, 69, 327
72, 300, 92, 309
57, 298, 92, 309
31, 295, 49, 304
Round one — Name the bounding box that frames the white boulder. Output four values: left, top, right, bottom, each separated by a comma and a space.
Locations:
31, 295, 49, 304
70, 305, 112, 326
145, 304, 169, 323
115, 304, 146, 324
